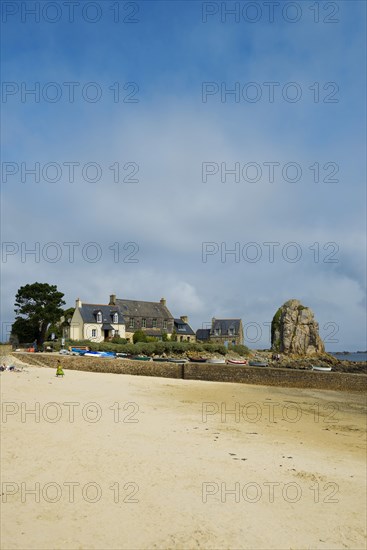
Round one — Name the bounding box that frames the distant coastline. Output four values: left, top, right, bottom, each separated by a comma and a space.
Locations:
329, 352, 367, 362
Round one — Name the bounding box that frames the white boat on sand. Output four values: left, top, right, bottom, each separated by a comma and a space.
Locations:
312, 365, 332, 372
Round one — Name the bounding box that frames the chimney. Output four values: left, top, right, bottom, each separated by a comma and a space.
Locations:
180, 315, 188, 324
160, 298, 166, 306
76, 298, 82, 308
109, 294, 116, 305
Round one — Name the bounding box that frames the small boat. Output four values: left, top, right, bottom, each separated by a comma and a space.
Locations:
153, 357, 169, 362
84, 351, 116, 358
71, 351, 88, 356
116, 352, 129, 358
188, 357, 207, 363
248, 361, 269, 367
207, 358, 226, 364
226, 359, 248, 365
167, 358, 189, 363
312, 365, 332, 372
130, 355, 151, 361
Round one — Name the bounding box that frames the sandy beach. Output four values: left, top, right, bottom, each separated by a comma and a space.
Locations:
1, 362, 366, 550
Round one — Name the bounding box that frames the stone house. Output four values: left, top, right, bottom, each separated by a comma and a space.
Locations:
110, 295, 174, 341
69, 299, 125, 342
174, 316, 196, 342
196, 318, 244, 346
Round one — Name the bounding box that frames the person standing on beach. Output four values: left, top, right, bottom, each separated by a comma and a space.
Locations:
56, 361, 64, 377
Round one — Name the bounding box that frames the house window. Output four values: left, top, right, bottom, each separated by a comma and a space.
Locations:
113, 313, 118, 324
228, 328, 234, 336
142, 319, 146, 328
163, 320, 167, 330
129, 318, 135, 329
152, 318, 157, 328
92, 329, 96, 338
96, 312, 102, 323
215, 328, 221, 336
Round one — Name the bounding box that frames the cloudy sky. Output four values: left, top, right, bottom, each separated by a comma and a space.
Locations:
1, 0, 366, 350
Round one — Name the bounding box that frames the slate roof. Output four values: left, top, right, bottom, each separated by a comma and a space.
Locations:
78, 304, 124, 325
174, 318, 195, 336
116, 299, 173, 320
211, 319, 242, 335
196, 328, 211, 341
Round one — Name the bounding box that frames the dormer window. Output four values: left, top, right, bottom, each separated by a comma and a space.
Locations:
228, 328, 234, 336
113, 313, 118, 324
96, 311, 102, 323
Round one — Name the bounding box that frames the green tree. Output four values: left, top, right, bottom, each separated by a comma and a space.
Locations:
13, 283, 66, 345
11, 316, 39, 344
133, 330, 148, 343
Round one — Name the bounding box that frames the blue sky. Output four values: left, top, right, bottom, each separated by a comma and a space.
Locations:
1, 0, 366, 350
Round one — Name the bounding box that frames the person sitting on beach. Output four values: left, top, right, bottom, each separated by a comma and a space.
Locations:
56, 361, 64, 377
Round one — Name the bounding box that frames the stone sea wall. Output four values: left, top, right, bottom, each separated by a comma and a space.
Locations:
13, 353, 367, 392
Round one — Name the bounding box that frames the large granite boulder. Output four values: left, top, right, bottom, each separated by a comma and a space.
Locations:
271, 299, 325, 355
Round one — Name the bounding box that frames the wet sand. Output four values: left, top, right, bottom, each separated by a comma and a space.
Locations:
1, 364, 366, 549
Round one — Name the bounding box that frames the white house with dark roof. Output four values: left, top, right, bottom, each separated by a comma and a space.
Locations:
70, 298, 125, 342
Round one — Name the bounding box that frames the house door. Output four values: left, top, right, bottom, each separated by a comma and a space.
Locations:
104, 330, 109, 340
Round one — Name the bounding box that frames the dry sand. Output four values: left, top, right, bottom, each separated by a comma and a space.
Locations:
1, 360, 366, 550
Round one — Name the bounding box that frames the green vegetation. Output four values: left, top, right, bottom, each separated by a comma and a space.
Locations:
65, 340, 250, 357
132, 330, 148, 343
12, 283, 66, 345
271, 307, 283, 351
228, 344, 250, 356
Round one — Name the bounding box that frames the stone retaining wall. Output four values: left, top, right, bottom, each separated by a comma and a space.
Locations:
184, 364, 366, 392
14, 353, 183, 378
13, 353, 366, 392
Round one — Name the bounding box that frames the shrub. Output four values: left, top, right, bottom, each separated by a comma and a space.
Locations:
133, 330, 147, 343
111, 337, 128, 344
203, 343, 227, 355
228, 344, 250, 356
140, 342, 156, 356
